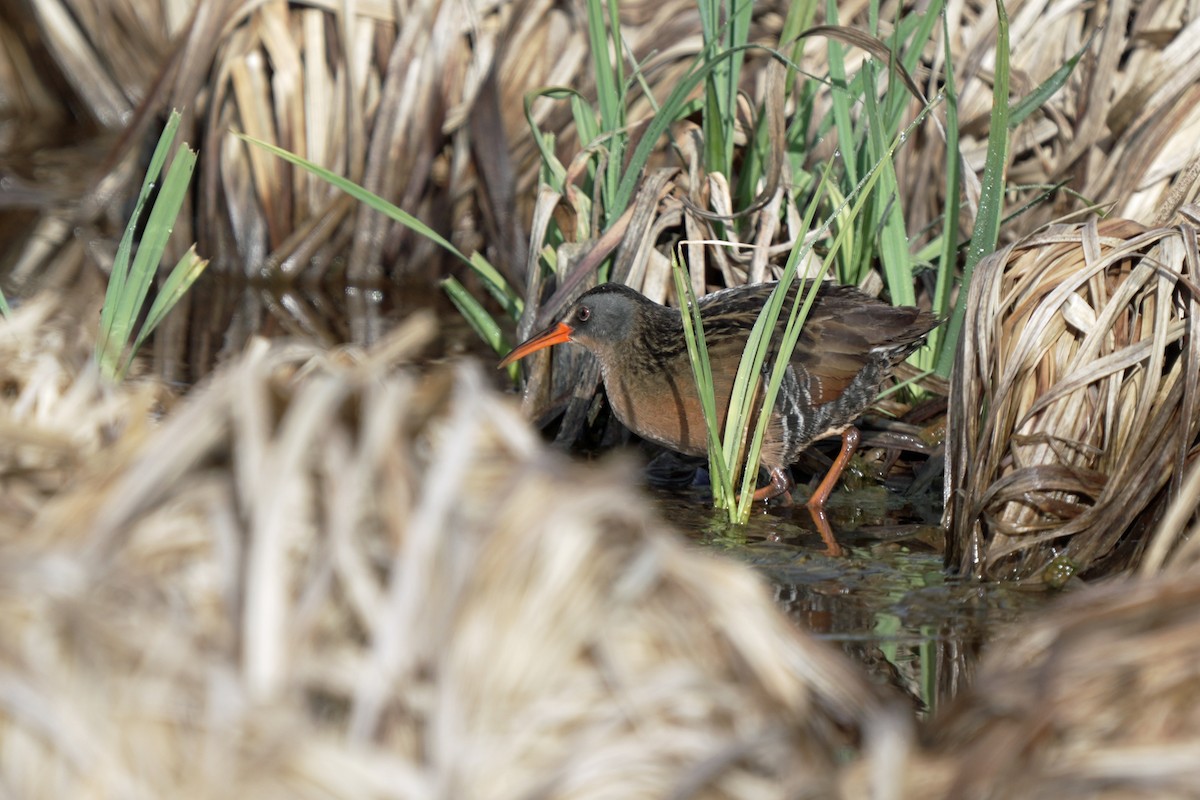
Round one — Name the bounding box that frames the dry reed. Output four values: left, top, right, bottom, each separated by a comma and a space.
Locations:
946, 212, 1200, 581
4, 1, 1199, 292
1139, 446, 1200, 575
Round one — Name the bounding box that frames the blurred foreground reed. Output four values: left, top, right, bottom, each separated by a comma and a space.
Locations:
0, 292, 886, 799
2, 274, 1200, 798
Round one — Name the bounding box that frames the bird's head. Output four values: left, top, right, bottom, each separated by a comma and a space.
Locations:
498, 284, 645, 367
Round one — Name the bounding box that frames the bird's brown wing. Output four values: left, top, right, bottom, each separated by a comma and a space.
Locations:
695, 285, 868, 411
694, 281, 935, 409
789, 309, 880, 405
699, 332, 763, 424
790, 285, 935, 405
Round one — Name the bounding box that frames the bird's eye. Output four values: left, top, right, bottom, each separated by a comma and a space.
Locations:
576, 306, 591, 323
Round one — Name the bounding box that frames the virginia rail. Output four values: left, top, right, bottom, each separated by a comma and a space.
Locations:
500, 281, 937, 520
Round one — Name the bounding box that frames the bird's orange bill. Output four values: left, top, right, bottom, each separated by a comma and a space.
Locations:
498, 321, 574, 368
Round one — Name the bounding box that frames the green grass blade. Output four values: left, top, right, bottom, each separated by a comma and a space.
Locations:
583, 0, 626, 219
130, 246, 207, 348
671, 254, 734, 511
696, 0, 723, 172
1008, 28, 1095, 128
932, 10, 962, 363
613, 42, 776, 216
887, 0, 942, 126
124, 246, 209, 378
701, 81, 729, 179
967, 0, 1011, 264
722, 168, 834, 520
468, 253, 523, 320
824, 4, 859, 190
524, 88, 577, 190
570, 93, 601, 151
733, 272, 825, 521
779, 0, 819, 63
112, 144, 196, 334
585, 0, 620, 135
98, 141, 197, 380
723, 0, 754, 172
442, 276, 518, 379
863, 83, 916, 309
935, 0, 1010, 377
605, 0, 626, 109
698, 0, 754, 175
96, 110, 183, 372
238, 133, 522, 321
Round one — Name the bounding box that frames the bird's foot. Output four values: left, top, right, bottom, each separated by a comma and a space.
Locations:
750, 467, 795, 506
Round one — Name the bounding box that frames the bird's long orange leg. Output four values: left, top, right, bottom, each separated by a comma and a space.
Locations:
802, 427, 860, 558
806, 427, 860, 512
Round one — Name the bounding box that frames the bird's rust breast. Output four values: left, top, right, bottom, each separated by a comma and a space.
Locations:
602, 363, 717, 457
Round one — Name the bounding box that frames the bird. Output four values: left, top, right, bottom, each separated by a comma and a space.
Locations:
499, 280, 938, 521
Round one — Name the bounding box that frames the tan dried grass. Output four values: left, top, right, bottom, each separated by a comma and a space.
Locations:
4, 0, 1195, 311
938, 0, 1200, 234
0, 288, 169, 542
0, 289, 884, 799
946, 212, 1200, 581
6, 0, 1200, 292
2, 0, 790, 287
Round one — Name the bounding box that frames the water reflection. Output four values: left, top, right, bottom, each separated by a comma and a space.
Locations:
652, 485, 1049, 715
144, 272, 487, 384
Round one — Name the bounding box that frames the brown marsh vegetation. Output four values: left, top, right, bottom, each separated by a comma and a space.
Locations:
3, 0, 1200, 796
947, 214, 1200, 582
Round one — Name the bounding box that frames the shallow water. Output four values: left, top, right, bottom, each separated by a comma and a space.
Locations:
138, 273, 482, 384
651, 484, 1049, 714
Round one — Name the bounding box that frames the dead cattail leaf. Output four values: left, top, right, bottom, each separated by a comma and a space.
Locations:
946, 214, 1200, 581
